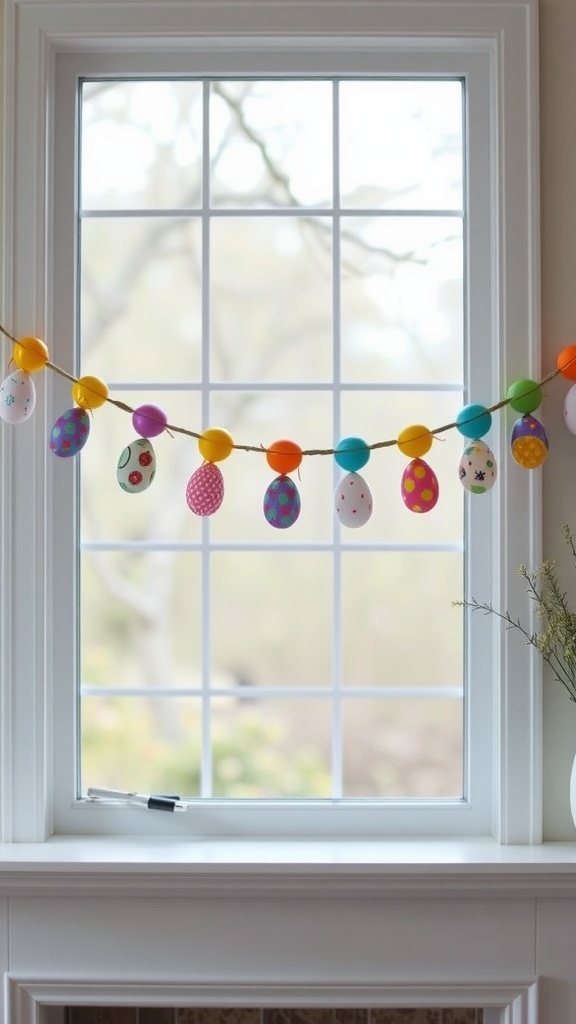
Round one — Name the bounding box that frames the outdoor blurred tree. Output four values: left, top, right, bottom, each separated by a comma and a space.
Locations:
77, 78, 465, 799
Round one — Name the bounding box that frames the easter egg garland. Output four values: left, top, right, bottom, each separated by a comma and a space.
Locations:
2, 320, 576, 524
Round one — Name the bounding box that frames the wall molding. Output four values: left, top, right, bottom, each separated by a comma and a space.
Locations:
4, 977, 540, 1024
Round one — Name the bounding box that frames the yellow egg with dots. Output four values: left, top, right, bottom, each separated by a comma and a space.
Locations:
72, 375, 109, 411
13, 336, 49, 373
198, 427, 234, 463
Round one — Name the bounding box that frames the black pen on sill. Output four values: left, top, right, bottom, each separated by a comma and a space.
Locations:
86, 787, 188, 812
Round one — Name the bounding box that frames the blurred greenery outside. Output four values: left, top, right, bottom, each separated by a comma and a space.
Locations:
78, 77, 466, 802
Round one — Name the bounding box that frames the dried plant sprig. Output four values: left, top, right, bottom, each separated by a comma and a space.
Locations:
454, 525, 576, 704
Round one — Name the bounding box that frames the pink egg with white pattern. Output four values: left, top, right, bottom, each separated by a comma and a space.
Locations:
334, 472, 373, 528
186, 462, 224, 516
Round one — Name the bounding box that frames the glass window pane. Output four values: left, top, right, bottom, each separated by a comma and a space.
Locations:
339, 80, 463, 210
210, 552, 333, 688
78, 74, 466, 810
342, 697, 463, 798
211, 698, 332, 797
80, 552, 203, 691
210, 80, 333, 209
80, 218, 202, 382
341, 551, 464, 689
81, 695, 202, 795
340, 217, 463, 384
81, 80, 203, 210
210, 217, 333, 382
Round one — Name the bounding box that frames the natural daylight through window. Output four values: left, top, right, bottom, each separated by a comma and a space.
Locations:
76, 74, 467, 804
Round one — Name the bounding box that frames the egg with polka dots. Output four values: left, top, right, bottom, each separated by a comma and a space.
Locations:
334, 472, 373, 528
117, 438, 156, 493
401, 458, 439, 513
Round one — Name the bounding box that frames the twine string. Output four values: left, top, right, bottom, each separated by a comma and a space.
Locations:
1, 323, 570, 456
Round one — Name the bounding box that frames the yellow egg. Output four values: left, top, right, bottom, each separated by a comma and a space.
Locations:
198, 427, 234, 463
72, 375, 109, 410
13, 335, 49, 372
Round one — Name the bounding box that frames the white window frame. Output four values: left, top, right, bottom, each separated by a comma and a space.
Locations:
0, 0, 541, 844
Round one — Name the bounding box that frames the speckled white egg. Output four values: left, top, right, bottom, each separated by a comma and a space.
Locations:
117, 438, 156, 493
334, 472, 373, 528
0, 369, 36, 424
458, 440, 497, 494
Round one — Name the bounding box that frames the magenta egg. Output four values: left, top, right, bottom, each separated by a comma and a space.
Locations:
401, 458, 439, 513
132, 403, 168, 438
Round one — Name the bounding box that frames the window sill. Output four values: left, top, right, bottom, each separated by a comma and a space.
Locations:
0, 836, 575, 897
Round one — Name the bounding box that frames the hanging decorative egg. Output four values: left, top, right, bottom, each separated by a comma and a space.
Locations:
186, 462, 224, 516
117, 438, 156, 493
132, 404, 168, 438
12, 335, 49, 373
458, 439, 497, 494
334, 436, 370, 472
72, 375, 109, 411
334, 472, 373, 527
564, 383, 576, 435
456, 403, 492, 439
557, 344, 576, 380
49, 407, 90, 457
266, 439, 303, 475
507, 378, 542, 415
401, 458, 439, 513
263, 475, 301, 529
0, 368, 36, 424
396, 424, 433, 459
198, 427, 234, 462
510, 414, 549, 468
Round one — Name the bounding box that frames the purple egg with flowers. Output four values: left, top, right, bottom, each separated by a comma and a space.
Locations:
49, 407, 90, 457
263, 475, 301, 529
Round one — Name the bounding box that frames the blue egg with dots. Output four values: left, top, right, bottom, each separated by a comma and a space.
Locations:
334, 436, 370, 472
456, 404, 492, 439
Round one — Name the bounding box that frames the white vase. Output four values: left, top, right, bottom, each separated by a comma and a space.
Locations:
570, 754, 576, 829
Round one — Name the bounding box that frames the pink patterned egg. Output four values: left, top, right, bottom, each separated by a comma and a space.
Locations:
186, 462, 224, 516
401, 457, 439, 513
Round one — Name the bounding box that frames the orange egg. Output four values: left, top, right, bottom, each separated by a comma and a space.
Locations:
266, 439, 303, 475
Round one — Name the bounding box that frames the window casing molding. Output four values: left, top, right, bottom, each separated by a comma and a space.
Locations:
0, 0, 541, 843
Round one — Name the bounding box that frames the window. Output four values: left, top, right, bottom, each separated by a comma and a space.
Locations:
1, 0, 540, 842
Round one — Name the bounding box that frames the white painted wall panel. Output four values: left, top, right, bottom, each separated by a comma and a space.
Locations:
536, 898, 576, 1022
8, 896, 536, 984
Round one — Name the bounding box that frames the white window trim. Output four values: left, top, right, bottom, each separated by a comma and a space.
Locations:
0, 0, 541, 844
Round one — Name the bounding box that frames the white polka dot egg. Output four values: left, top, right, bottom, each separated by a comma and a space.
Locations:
334, 472, 373, 528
